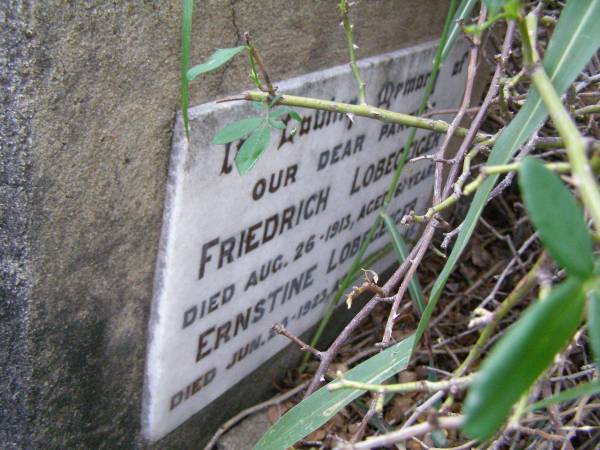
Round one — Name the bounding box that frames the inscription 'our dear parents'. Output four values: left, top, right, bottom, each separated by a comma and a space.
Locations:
143, 39, 470, 441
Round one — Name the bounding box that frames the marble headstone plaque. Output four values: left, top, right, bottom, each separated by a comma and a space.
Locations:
143, 39, 470, 441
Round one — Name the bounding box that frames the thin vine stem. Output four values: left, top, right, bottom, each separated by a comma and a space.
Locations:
328, 373, 474, 393
339, 0, 367, 104
410, 157, 600, 223
297, 0, 458, 373
245, 91, 489, 142
521, 14, 600, 230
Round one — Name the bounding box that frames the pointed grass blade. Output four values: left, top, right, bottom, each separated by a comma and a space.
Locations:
589, 289, 600, 369
525, 379, 600, 412
485, 0, 521, 18
414, 0, 600, 348
302, 0, 459, 373
381, 213, 426, 313
440, 0, 478, 62
462, 278, 585, 440
519, 158, 593, 278
181, 0, 193, 138
253, 334, 415, 450
187, 46, 246, 81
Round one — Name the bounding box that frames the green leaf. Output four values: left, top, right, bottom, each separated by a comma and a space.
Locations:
289, 110, 303, 123
415, 0, 600, 349
213, 118, 264, 145
269, 107, 303, 130
252, 101, 266, 111
381, 213, 426, 313
253, 335, 415, 450
503, 0, 522, 18
462, 278, 585, 440
180, 0, 194, 138
269, 106, 293, 119
525, 379, 600, 412
187, 46, 246, 81
484, 0, 521, 18
440, 0, 477, 62
268, 118, 286, 130
519, 158, 593, 279
235, 126, 271, 175
589, 289, 600, 369
484, 0, 504, 17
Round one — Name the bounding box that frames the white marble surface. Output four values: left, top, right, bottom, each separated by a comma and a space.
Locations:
143, 38, 470, 441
